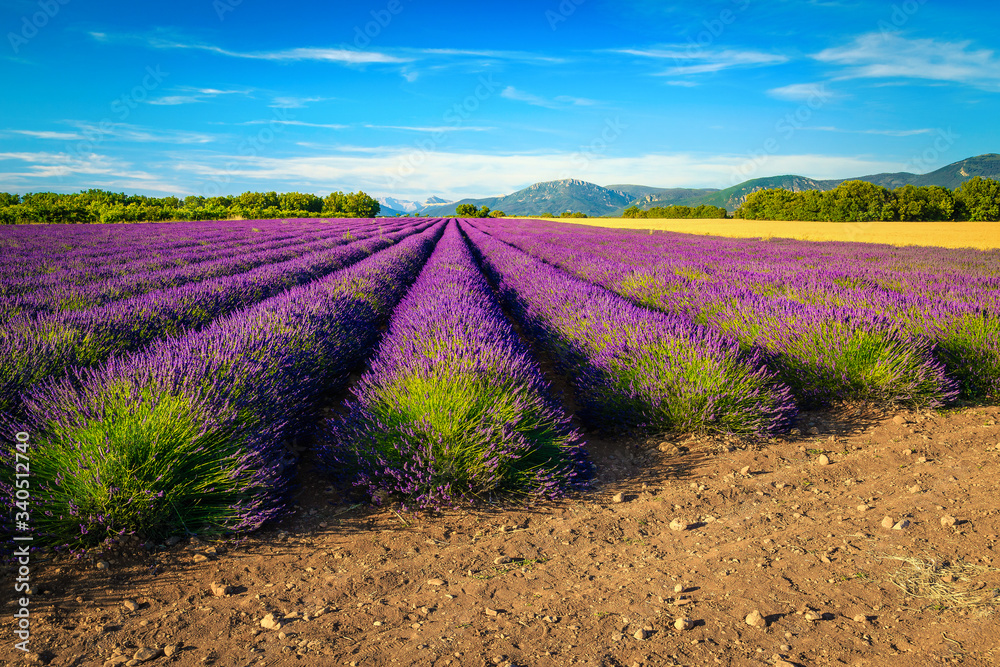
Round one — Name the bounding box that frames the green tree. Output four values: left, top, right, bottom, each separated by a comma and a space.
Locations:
622, 205, 642, 218
954, 177, 1000, 221
826, 181, 895, 222
456, 203, 479, 217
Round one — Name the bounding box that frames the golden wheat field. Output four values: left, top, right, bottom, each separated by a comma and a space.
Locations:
519, 218, 1000, 250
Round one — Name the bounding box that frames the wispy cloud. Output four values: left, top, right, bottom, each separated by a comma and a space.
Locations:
364, 124, 496, 133
501, 86, 598, 109
801, 126, 934, 137
66, 121, 218, 144
418, 48, 566, 64
148, 87, 253, 106
235, 119, 349, 130
767, 82, 840, 102
616, 46, 789, 76
269, 95, 331, 108
97, 32, 410, 65
813, 33, 1000, 91
163, 148, 908, 201
10, 130, 86, 140
0, 150, 182, 192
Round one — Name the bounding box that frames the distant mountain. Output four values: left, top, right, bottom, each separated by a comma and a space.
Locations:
407, 153, 1000, 217
420, 179, 632, 217
637, 154, 1000, 212
377, 195, 451, 215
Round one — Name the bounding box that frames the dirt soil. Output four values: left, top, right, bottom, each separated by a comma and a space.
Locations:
3, 403, 999, 667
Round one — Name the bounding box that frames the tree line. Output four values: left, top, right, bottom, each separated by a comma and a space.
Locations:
0, 189, 381, 224
622, 204, 728, 219
734, 177, 1000, 222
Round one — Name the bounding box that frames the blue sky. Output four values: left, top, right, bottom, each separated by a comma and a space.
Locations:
1, 0, 998, 202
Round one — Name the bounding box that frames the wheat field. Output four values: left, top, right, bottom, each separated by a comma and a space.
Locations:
517, 218, 1000, 250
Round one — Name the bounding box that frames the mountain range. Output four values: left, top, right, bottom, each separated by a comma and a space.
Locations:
391, 153, 999, 218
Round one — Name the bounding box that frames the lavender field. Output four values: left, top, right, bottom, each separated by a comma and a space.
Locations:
3, 218, 998, 549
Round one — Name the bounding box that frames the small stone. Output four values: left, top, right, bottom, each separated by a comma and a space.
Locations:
893, 415, 907, 425
612, 492, 625, 503
674, 617, 694, 631
633, 628, 650, 640
902, 449, 913, 456
669, 518, 688, 532
122, 599, 139, 612
775, 661, 796, 667
817, 454, 830, 466
940, 515, 957, 528
881, 516, 895, 529
104, 657, 129, 667
674, 583, 685, 593
260, 613, 283, 630
892, 519, 911, 530
133, 648, 161, 662
745, 610, 767, 628
942, 574, 955, 583
857, 504, 870, 512
917, 456, 927, 463
803, 611, 821, 622
493, 556, 513, 565
485, 608, 500, 617
780, 644, 792, 651
740, 466, 750, 476
543, 615, 559, 623
427, 578, 446, 586
808, 426, 820, 435
97, 561, 110, 570
210, 582, 232, 597
164, 645, 178, 657
909, 485, 921, 493
611, 632, 624, 642
192, 554, 210, 563
853, 614, 867, 623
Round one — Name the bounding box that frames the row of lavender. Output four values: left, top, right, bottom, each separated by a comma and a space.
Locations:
319, 223, 590, 508
9, 214, 990, 548
0, 220, 300, 282
4, 222, 444, 547
471, 219, 995, 404
0, 219, 391, 318
0, 219, 434, 417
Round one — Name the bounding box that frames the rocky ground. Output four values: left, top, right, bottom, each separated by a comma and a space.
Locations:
3, 402, 999, 667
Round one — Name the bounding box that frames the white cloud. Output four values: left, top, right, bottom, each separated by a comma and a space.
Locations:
500, 87, 597, 109
665, 80, 699, 87
164, 149, 909, 201
801, 126, 934, 137
269, 96, 332, 108
236, 120, 349, 130
767, 82, 840, 102
128, 35, 410, 65
10, 130, 85, 140
66, 122, 217, 144
0, 150, 183, 192
617, 47, 789, 76
813, 33, 1000, 91
364, 125, 495, 133
418, 48, 566, 64
149, 87, 253, 106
